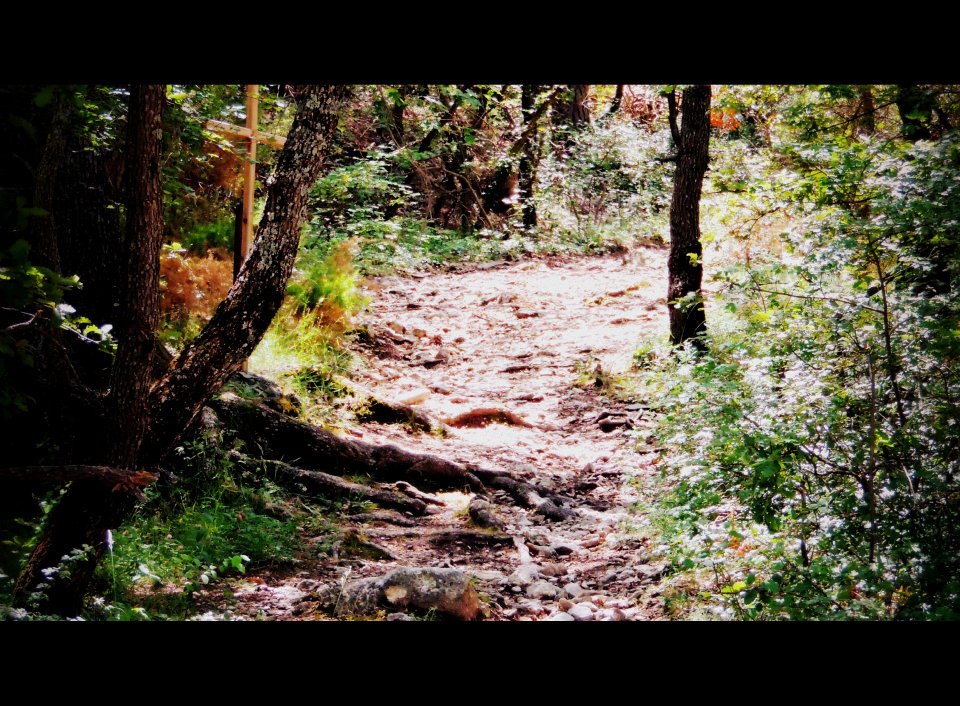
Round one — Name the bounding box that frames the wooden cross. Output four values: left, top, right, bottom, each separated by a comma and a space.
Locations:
204, 85, 288, 371
204, 85, 287, 277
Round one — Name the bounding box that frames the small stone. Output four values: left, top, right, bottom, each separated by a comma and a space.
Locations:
511, 586, 522, 593
545, 612, 575, 621
502, 608, 517, 618
568, 603, 595, 621
581, 535, 602, 549
518, 599, 543, 614
507, 564, 540, 587
600, 569, 621, 586
540, 563, 567, 577
530, 544, 558, 559
397, 389, 431, 405
297, 579, 318, 591
558, 598, 574, 611
387, 612, 417, 621
412, 328, 428, 338
526, 580, 560, 600
553, 545, 575, 556
515, 310, 540, 319
564, 582, 586, 599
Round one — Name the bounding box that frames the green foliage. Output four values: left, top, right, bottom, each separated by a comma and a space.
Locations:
93, 439, 300, 618
641, 96, 960, 620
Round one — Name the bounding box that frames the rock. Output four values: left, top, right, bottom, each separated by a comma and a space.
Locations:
540, 563, 567, 577
526, 580, 561, 600
568, 603, 595, 621
317, 567, 482, 621
517, 599, 543, 615
397, 389, 431, 406
529, 544, 558, 559
558, 598, 574, 611
545, 612, 575, 621
468, 497, 507, 531
502, 608, 517, 618
508, 564, 540, 587
421, 348, 449, 368
581, 535, 602, 549
387, 612, 417, 621
564, 582, 586, 599
298, 579, 318, 591
600, 569, 621, 586
599, 417, 633, 432
412, 328, 428, 338
429, 384, 452, 395
595, 608, 627, 622
515, 310, 540, 319
553, 545, 576, 556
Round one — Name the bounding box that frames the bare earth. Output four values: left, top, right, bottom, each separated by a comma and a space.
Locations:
229, 247, 673, 621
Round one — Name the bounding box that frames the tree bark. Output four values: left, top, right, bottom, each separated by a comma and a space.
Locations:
569, 85, 591, 126
608, 85, 624, 115
109, 84, 165, 467
518, 84, 541, 228
667, 86, 711, 349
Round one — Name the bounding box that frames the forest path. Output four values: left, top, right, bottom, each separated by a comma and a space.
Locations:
235, 246, 672, 621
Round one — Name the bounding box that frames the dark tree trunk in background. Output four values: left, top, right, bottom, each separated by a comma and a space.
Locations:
856, 85, 876, 136
518, 84, 540, 228
12, 85, 166, 614
569, 85, 591, 126
13, 84, 353, 616
896, 84, 934, 141
609, 84, 624, 115
109, 84, 165, 467
667, 85, 711, 350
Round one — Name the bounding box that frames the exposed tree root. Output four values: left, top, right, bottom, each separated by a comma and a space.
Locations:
211, 396, 483, 492
346, 510, 417, 527
235, 456, 428, 515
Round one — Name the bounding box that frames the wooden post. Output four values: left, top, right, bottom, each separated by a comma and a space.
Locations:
204, 85, 287, 372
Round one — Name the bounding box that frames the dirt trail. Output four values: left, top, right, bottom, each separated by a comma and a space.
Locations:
232, 247, 671, 621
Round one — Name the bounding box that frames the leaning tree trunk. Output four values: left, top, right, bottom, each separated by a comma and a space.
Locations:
13, 85, 166, 615
146, 85, 353, 463
13, 85, 353, 616
667, 85, 711, 350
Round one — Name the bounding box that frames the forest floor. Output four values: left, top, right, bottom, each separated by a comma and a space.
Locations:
221, 245, 674, 621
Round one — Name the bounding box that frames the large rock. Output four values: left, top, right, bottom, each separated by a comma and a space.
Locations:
317, 567, 482, 621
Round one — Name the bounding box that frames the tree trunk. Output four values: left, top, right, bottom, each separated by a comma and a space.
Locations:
12, 85, 166, 615
667, 85, 711, 350
608, 84, 624, 115
856, 86, 876, 136
896, 84, 933, 142
518, 84, 540, 228
109, 84, 165, 467
569, 85, 591, 126
13, 85, 353, 615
